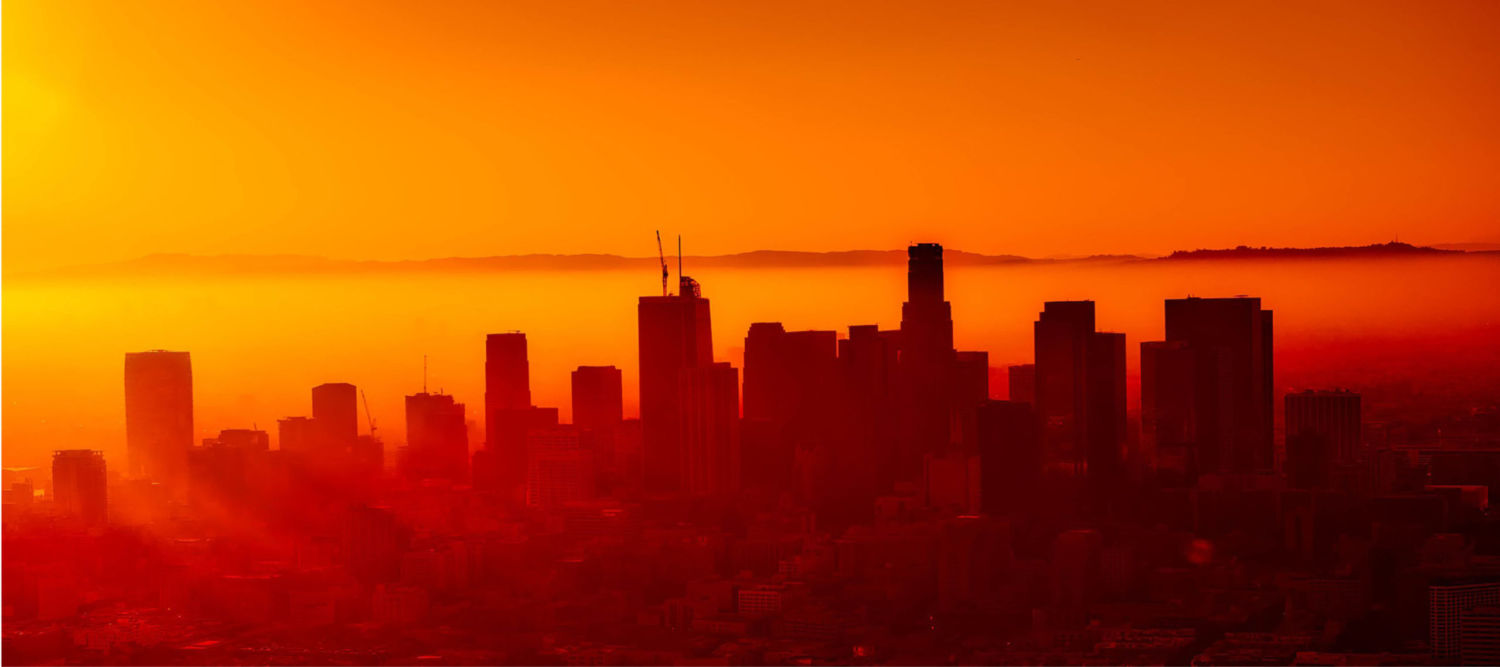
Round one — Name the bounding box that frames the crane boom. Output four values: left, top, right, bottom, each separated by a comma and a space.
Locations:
360, 388, 377, 436
655, 230, 668, 296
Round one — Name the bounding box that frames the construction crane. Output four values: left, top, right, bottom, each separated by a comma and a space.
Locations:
655, 230, 669, 296
360, 388, 378, 437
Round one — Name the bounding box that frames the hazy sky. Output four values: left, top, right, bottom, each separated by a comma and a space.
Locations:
5, 0, 1499, 272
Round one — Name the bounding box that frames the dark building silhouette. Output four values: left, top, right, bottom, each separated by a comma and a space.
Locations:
976, 400, 1041, 516
1086, 332, 1127, 500
1007, 363, 1035, 405
837, 325, 901, 513
1034, 301, 1096, 470
572, 366, 624, 433
1162, 296, 1274, 474
1286, 389, 1361, 489
52, 450, 106, 525
404, 392, 468, 482
679, 362, 740, 497
485, 333, 531, 450
525, 426, 593, 508
1140, 340, 1200, 482
312, 382, 359, 458
638, 276, 713, 493
954, 351, 990, 410
124, 350, 193, 483
342, 505, 409, 585
214, 428, 270, 451
278, 416, 317, 455
743, 322, 788, 423
899, 243, 957, 469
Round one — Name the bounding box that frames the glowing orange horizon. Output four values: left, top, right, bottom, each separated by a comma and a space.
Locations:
6, 0, 1500, 274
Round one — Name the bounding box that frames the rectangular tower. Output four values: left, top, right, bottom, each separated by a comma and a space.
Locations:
638, 282, 713, 494
124, 350, 193, 484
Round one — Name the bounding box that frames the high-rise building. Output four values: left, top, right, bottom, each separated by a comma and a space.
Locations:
1086, 332, 1127, 500
743, 322, 788, 423
572, 366, 624, 433
1286, 389, 1361, 464
525, 426, 594, 509
124, 350, 193, 483
278, 416, 318, 454
899, 243, 957, 467
485, 333, 531, 451
976, 400, 1041, 516
1430, 582, 1500, 662
1034, 301, 1095, 469
52, 450, 107, 525
1007, 364, 1036, 405
1461, 606, 1500, 666
1162, 296, 1275, 474
312, 382, 359, 457
404, 392, 468, 481
638, 277, 713, 493
478, 405, 559, 491
954, 351, 990, 410
1140, 340, 1200, 482
679, 362, 740, 496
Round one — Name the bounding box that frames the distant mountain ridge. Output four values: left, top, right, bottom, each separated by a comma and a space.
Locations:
9, 242, 1482, 281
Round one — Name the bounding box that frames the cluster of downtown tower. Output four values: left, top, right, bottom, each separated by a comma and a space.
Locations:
100, 243, 1300, 524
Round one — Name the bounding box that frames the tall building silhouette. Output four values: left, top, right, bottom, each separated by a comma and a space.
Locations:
485, 333, 531, 450
1285, 389, 1361, 489
1085, 332, 1127, 502
638, 277, 713, 493
1140, 340, 1199, 482
1162, 296, 1274, 474
899, 243, 956, 469
572, 366, 624, 434
836, 324, 901, 515
679, 362, 739, 496
976, 400, 1040, 517
278, 416, 318, 454
124, 350, 193, 483
1007, 364, 1035, 405
525, 426, 593, 509
312, 382, 359, 457
52, 450, 107, 525
743, 322, 789, 423
1034, 301, 1095, 470
404, 392, 468, 482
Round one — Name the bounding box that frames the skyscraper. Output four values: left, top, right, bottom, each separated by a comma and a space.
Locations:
976, 400, 1041, 516
1162, 296, 1274, 474
679, 362, 740, 497
278, 416, 318, 455
124, 350, 193, 483
312, 382, 359, 458
1140, 340, 1200, 482
1085, 332, 1127, 500
404, 392, 468, 482
525, 426, 594, 509
1034, 301, 1095, 470
52, 450, 107, 525
571, 366, 624, 434
1286, 389, 1362, 463
638, 277, 713, 493
899, 243, 957, 467
1007, 364, 1036, 405
485, 333, 531, 450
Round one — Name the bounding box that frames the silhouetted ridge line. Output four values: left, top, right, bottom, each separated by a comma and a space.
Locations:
1162, 242, 1458, 260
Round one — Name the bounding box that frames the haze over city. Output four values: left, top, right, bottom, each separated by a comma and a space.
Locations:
5, 1, 1500, 666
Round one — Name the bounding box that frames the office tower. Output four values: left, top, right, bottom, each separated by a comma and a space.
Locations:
278, 416, 317, 454
572, 365, 624, 491
1140, 341, 1199, 482
477, 405, 559, 491
743, 322, 788, 422
215, 428, 270, 451
976, 400, 1041, 516
638, 277, 713, 493
52, 450, 106, 525
312, 382, 359, 457
679, 362, 740, 496
1162, 296, 1274, 474
1007, 364, 1035, 405
124, 350, 193, 483
404, 392, 468, 481
572, 366, 624, 433
899, 243, 957, 466
525, 426, 594, 509
954, 351, 990, 410
485, 333, 531, 451
1086, 332, 1127, 500
1430, 582, 1500, 662
1034, 301, 1095, 469
836, 325, 901, 515
342, 505, 410, 584
1286, 389, 1361, 464
1461, 606, 1500, 666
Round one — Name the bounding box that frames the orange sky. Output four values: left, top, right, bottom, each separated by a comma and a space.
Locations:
5, 0, 1499, 273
